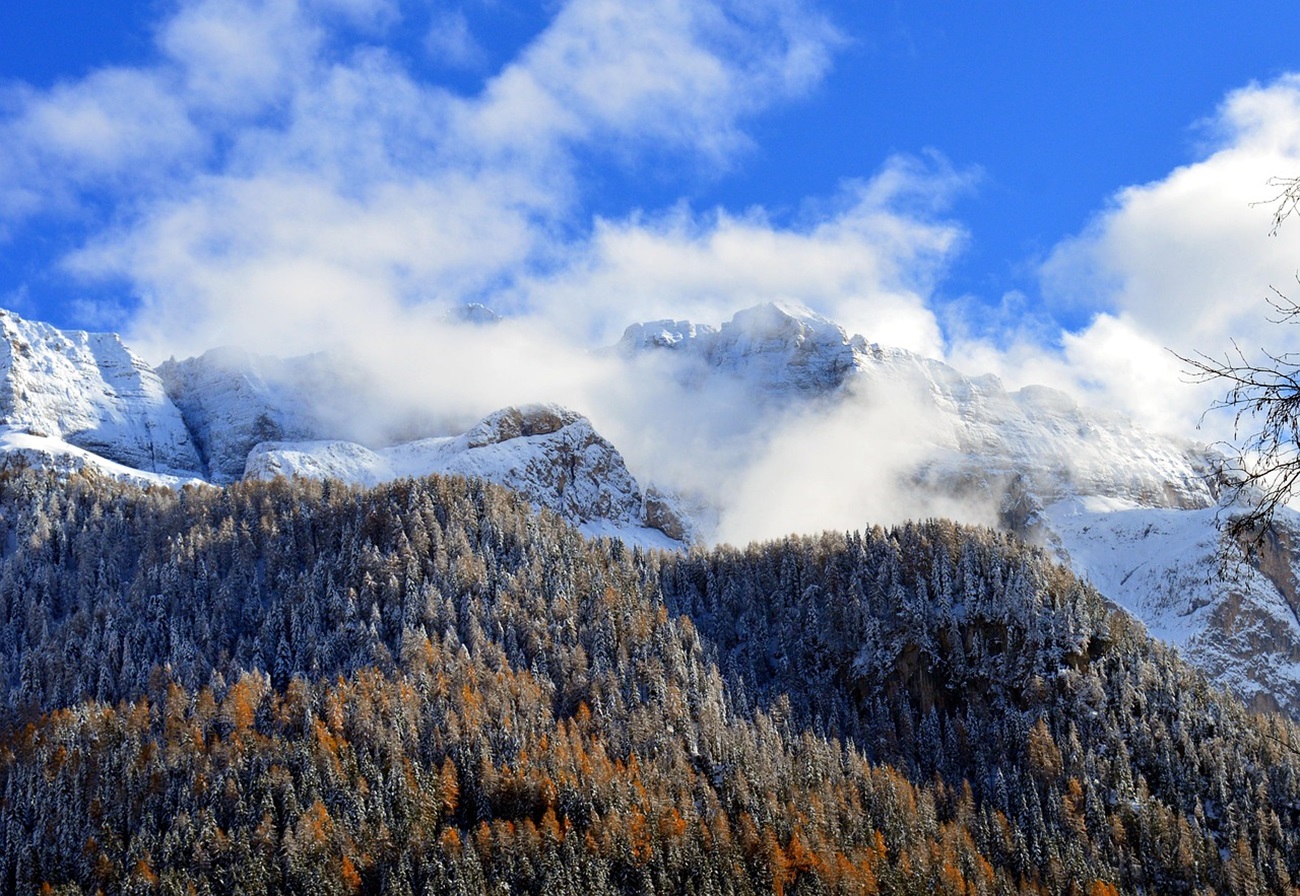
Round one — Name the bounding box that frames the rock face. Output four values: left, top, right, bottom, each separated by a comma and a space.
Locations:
157, 348, 439, 483
245, 404, 692, 548
0, 310, 693, 548
0, 310, 202, 475
618, 302, 860, 395
157, 348, 330, 483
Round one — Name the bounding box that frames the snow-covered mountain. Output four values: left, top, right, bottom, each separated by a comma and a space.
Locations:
617, 302, 1300, 715
0, 310, 202, 476
5, 303, 1300, 716
0, 312, 688, 548
617, 302, 860, 395
619, 302, 1220, 520
245, 404, 692, 548
1043, 496, 1300, 715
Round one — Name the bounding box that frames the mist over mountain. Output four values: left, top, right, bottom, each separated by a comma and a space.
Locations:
6, 298, 1300, 892
2, 303, 1300, 721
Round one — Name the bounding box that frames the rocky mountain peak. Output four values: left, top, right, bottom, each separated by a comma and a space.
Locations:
617, 319, 716, 352
245, 403, 694, 548
463, 403, 582, 448
0, 309, 202, 476
618, 302, 860, 395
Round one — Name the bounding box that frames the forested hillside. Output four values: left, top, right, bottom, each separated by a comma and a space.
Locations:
1, 463, 1298, 894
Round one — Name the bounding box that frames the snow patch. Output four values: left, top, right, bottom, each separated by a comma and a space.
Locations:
1044, 496, 1300, 714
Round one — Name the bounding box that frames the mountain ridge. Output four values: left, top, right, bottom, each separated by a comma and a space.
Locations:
3, 303, 1300, 718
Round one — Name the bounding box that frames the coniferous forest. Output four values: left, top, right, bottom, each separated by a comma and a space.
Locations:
1, 463, 1299, 894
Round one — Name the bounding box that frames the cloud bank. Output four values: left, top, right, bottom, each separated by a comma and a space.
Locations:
2, 0, 860, 360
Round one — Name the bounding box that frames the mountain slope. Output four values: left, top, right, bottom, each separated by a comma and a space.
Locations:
3, 468, 1300, 894
618, 302, 861, 395
617, 303, 1300, 715
1043, 495, 1300, 714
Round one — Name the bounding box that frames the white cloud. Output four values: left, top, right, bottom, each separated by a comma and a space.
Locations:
713, 383, 997, 545
503, 0, 838, 160
160, 0, 320, 115
950, 75, 1300, 445
519, 158, 967, 351
424, 9, 487, 71
0, 69, 203, 220
69, 168, 545, 360
0, 0, 871, 369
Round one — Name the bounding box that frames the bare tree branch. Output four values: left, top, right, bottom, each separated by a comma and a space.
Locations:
1175, 341, 1300, 537
1177, 177, 1300, 538
1254, 175, 1300, 236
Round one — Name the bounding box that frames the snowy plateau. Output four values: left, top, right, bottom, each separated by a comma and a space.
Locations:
2, 303, 1299, 718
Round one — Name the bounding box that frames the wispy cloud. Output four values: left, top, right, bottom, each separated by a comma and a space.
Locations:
0, 69, 203, 222
424, 9, 487, 71
518, 156, 969, 351
0, 0, 859, 360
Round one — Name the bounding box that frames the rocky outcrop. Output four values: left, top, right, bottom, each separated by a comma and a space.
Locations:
157, 348, 331, 482
246, 404, 694, 548
443, 404, 649, 529
618, 302, 860, 395
0, 310, 202, 475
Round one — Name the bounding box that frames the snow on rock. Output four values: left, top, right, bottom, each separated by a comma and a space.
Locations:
0, 426, 205, 490
157, 348, 324, 482
157, 348, 412, 483
618, 302, 860, 395
878, 358, 1222, 516
246, 404, 694, 549
449, 303, 502, 326
618, 319, 717, 351
0, 310, 202, 476
1044, 496, 1300, 716
243, 439, 402, 489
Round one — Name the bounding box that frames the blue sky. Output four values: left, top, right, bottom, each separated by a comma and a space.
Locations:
1, 0, 1300, 440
